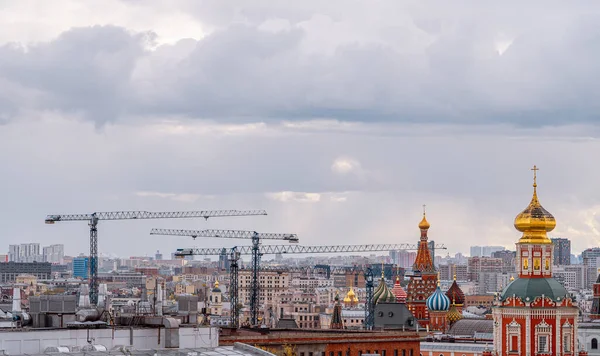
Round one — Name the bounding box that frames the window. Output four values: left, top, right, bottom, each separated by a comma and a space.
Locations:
510, 335, 519, 352
309, 353, 313, 356
402, 351, 405, 356
331, 352, 334, 356
338, 352, 342, 356
538, 335, 548, 353
382, 351, 385, 356
394, 350, 398, 356
564, 334, 571, 352
592, 338, 598, 349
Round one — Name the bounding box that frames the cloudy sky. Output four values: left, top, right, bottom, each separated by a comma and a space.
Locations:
2, 0, 600, 258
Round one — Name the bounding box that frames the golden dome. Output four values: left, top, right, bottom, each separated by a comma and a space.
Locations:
514, 165, 555, 244
418, 210, 430, 230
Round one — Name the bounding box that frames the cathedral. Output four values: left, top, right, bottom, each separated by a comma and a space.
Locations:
406, 209, 438, 326
490, 166, 584, 356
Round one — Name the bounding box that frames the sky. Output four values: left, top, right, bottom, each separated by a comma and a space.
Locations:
2, 0, 600, 258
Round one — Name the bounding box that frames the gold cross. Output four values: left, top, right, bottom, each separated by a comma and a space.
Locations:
422, 204, 426, 215
531, 165, 539, 185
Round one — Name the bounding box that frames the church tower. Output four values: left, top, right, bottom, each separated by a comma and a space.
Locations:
492, 166, 580, 356
210, 280, 223, 316
406, 208, 438, 327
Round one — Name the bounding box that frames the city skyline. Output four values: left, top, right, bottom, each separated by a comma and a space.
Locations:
2, 2, 600, 257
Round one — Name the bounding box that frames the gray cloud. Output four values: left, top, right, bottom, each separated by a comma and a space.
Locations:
2, 2, 600, 125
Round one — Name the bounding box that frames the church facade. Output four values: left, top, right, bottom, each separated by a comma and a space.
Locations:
491, 166, 583, 356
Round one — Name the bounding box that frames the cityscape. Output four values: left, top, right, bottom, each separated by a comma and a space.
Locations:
2, 2, 600, 356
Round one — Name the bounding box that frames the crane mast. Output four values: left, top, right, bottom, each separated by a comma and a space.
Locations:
45, 209, 267, 305
150, 228, 299, 327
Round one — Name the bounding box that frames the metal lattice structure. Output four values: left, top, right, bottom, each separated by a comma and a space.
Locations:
174, 243, 447, 257
228, 247, 240, 328
150, 229, 298, 242
45, 210, 266, 305
364, 266, 375, 330
151, 228, 298, 326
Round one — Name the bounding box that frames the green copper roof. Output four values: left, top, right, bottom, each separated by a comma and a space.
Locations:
500, 277, 569, 302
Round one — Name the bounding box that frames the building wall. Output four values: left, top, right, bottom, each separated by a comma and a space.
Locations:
0, 326, 218, 354
0, 262, 51, 282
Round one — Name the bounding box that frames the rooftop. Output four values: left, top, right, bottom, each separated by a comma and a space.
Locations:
4, 344, 272, 356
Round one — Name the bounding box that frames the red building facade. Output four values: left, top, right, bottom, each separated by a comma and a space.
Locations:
406, 210, 437, 327
492, 166, 581, 356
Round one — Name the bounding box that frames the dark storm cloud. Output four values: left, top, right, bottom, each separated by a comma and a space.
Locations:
2, 2, 600, 126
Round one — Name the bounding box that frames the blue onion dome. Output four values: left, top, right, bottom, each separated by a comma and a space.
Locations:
373, 276, 396, 304
426, 284, 450, 311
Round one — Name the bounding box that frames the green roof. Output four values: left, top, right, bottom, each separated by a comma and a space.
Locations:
500, 277, 569, 302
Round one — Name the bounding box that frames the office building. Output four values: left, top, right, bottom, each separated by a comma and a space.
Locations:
73, 257, 89, 279
551, 238, 571, 265
0, 262, 51, 283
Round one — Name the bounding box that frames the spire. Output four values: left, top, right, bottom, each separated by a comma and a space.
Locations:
413, 207, 435, 273
330, 293, 344, 329
418, 204, 430, 231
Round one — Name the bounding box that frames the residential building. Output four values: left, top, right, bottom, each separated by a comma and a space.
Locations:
551, 237, 571, 266
470, 245, 504, 257
491, 250, 516, 273
467, 256, 503, 282
42, 244, 64, 264
583, 248, 600, 288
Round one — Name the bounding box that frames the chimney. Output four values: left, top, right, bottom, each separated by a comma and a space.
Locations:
12, 288, 21, 312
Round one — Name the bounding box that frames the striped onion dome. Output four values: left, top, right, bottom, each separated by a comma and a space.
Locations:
373, 277, 396, 304
426, 285, 450, 311
391, 276, 407, 303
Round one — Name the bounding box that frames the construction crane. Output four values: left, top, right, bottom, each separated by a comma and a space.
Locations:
45, 209, 267, 305
175, 242, 446, 329
149, 228, 299, 326
174, 243, 447, 256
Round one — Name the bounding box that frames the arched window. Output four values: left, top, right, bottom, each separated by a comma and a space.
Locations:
592, 338, 598, 349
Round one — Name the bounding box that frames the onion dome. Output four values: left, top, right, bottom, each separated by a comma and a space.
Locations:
344, 286, 358, 304
373, 277, 396, 304
445, 276, 465, 306
334, 293, 340, 303
418, 212, 430, 230
514, 165, 555, 244
391, 276, 407, 303
446, 302, 463, 324
212, 280, 221, 293
426, 283, 450, 311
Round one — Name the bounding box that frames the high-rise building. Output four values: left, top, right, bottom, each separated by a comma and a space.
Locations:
42, 244, 64, 264
428, 240, 436, 264
582, 248, 600, 289
155, 250, 163, 260
470, 245, 504, 257
8, 243, 42, 262
551, 238, 571, 265
397, 250, 417, 269
73, 257, 89, 279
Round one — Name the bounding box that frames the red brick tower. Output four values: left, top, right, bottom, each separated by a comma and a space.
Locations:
406, 208, 437, 327
492, 166, 580, 355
